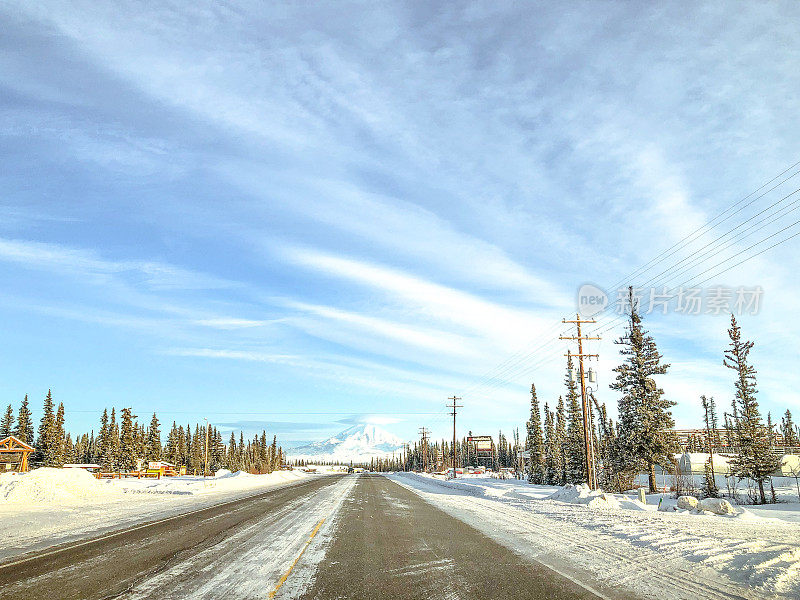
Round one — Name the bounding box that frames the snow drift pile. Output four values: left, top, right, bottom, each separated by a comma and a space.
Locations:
546, 483, 623, 510
0, 467, 310, 506
674, 495, 738, 515
0, 468, 119, 504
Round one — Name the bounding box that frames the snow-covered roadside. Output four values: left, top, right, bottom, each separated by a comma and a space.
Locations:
388, 473, 800, 600
0, 468, 318, 561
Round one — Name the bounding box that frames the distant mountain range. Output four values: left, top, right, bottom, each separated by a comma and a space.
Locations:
288, 423, 406, 463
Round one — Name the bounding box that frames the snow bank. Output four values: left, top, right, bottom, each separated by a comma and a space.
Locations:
0, 467, 119, 504
676, 495, 699, 510
699, 497, 737, 515
547, 484, 622, 510
390, 472, 800, 600
0, 468, 310, 505
674, 495, 738, 515
110, 469, 308, 497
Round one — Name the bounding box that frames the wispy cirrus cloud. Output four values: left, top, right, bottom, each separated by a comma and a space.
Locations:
0, 237, 237, 291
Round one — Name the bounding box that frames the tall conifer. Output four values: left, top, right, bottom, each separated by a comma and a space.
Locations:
15, 395, 33, 444
610, 287, 678, 493
724, 315, 779, 503
525, 383, 546, 483
0, 405, 13, 439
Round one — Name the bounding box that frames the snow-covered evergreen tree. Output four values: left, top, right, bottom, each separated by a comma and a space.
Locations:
102, 406, 119, 471
147, 413, 161, 461
525, 383, 546, 483
610, 287, 678, 493
37, 390, 57, 465
270, 435, 279, 472
564, 354, 586, 484
227, 431, 237, 470
191, 424, 203, 471
700, 394, 720, 497
543, 403, 557, 484
98, 408, 109, 466
782, 410, 798, 447
53, 402, 66, 466
0, 404, 13, 439
554, 395, 567, 485
15, 394, 34, 445
724, 315, 779, 504
118, 407, 136, 471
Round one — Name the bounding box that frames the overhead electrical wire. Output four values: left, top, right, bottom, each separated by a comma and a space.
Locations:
456, 159, 800, 399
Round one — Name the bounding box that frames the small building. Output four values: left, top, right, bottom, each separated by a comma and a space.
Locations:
0, 436, 35, 472
677, 452, 733, 476
146, 461, 178, 476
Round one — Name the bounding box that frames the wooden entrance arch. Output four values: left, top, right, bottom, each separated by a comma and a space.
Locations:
0, 435, 35, 472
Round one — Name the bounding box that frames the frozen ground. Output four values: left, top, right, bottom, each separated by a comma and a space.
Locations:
0, 467, 322, 560
388, 472, 800, 600
632, 472, 800, 523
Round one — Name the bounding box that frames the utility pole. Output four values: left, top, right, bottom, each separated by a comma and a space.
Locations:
419, 427, 430, 473
560, 314, 601, 490
447, 396, 462, 472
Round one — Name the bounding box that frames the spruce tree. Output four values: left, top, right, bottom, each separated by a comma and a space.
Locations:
554, 395, 567, 485
167, 421, 179, 464
0, 404, 13, 439
98, 409, 110, 466
227, 432, 237, 470
564, 354, 586, 484
543, 403, 557, 484
782, 410, 798, 447
15, 395, 34, 444
37, 390, 57, 465
260, 431, 268, 473
177, 425, 187, 466
106, 408, 120, 470
147, 413, 161, 461
724, 315, 779, 504
191, 424, 203, 471
701, 395, 719, 491
118, 408, 137, 471
136, 423, 147, 463
611, 287, 678, 493
525, 383, 546, 483
271, 435, 279, 472
54, 402, 66, 466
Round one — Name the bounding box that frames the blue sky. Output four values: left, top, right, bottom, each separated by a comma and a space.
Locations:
1, 1, 800, 447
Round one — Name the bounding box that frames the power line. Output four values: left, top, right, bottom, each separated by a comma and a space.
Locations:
457, 159, 800, 396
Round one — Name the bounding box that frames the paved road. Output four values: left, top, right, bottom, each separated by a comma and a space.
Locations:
1, 473, 603, 599
298, 474, 599, 600
0, 475, 348, 600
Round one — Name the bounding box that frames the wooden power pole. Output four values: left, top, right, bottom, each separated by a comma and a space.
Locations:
560, 314, 601, 489
419, 427, 430, 472
447, 396, 462, 472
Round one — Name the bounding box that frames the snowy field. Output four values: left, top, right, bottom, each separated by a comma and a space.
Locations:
388, 472, 800, 600
0, 467, 329, 561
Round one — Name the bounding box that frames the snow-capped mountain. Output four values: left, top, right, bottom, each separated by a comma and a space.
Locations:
288, 423, 405, 463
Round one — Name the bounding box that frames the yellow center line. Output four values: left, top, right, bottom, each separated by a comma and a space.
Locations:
268, 517, 326, 599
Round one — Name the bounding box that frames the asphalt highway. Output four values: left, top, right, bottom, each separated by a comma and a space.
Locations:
0, 475, 345, 600
0, 473, 603, 599
299, 474, 599, 600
